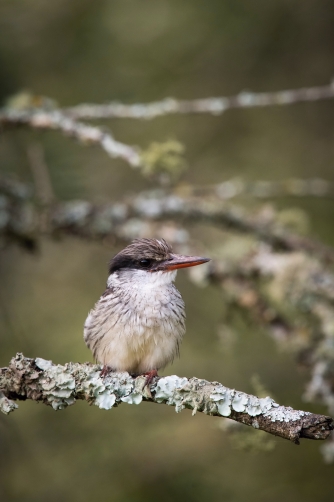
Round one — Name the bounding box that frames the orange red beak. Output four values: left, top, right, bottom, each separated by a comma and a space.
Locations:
153, 254, 210, 272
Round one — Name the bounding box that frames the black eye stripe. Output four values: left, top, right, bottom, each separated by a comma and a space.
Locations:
109, 255, 161, 273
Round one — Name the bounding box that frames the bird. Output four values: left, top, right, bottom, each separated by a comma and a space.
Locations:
84, 238, 210, 384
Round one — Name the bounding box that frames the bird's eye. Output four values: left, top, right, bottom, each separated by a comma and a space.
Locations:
139, 259, 152, 268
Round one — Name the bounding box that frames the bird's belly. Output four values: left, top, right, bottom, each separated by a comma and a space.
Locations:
85, 296, 185, 373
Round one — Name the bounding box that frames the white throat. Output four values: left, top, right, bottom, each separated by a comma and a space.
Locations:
107, 268, 177, 290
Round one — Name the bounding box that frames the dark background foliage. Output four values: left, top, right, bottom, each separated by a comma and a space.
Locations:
1, 1, 334, 500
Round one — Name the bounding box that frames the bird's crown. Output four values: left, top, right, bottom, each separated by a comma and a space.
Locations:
109, 238, 172, 274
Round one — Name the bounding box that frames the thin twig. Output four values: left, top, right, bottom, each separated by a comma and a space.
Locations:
26, 143, 55, 205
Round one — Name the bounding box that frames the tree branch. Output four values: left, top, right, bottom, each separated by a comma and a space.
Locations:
0, 354, 332, 444
0, 108, 141, 168
63, 81, 334, 120
189, 177, 334, 200
1, 179, 334, 262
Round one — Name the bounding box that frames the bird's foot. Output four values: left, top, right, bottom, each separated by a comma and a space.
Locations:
100, 365, 114, 378
142, 369, 159, 388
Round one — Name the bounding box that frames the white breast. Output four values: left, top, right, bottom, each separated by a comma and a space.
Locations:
84, 269, 186, 374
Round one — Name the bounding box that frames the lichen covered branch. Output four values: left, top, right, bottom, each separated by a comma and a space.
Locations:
0, 108, 141, 167
0, 354, 332, 444
64, 81, 334, 120
1, 180, 333, 262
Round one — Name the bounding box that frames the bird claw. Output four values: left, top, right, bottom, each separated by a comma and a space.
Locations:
142, 369, 158, 389
100, 365, 114, 378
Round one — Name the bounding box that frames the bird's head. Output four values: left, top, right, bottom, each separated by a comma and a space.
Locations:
108, 238, 210, 280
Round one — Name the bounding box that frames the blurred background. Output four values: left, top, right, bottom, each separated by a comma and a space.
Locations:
1, 1, 334, 500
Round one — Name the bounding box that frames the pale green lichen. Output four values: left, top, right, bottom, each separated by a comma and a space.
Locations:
81, 370, 135, 410
80, 370, 117, 410
210, 384, 307, 423
36, 358, 76, 410
95, 392, 116, 410
139, 140, 186, 183
247, 396, 263, 417
35, 357, 53, 371
5, 91, 57, 111
121, 392, 142, 405
210, 387, 234, 417
34, 359, 145, 412
231, 392, 249, 413
155, 375, 189, 412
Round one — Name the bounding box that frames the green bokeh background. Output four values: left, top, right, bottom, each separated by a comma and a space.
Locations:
1, 1, 334, 500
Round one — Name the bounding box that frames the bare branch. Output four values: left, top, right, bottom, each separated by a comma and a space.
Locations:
1, 354, 332, 444
64, 81, 334, 120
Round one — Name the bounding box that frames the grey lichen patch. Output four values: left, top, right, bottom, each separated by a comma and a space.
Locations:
90, 204, 128, 235
133, 191, 185, 219
263, 405, 310, 423
0, 391, 18, 415
52, 201, 92, 229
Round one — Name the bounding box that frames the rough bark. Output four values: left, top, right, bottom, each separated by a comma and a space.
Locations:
0, 354, 332, 445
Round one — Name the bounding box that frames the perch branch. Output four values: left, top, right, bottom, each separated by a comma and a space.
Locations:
64, 81, 334, 120
0, 354, 332, 444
